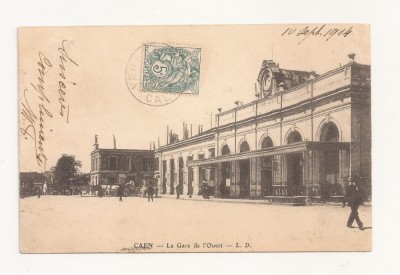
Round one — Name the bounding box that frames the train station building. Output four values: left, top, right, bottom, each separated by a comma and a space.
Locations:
154, 54, 371, 203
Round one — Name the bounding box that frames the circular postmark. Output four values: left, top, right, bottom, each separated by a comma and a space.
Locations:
125, 42, 201, 107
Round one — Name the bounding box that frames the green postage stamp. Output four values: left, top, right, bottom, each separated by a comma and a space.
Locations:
142, 44, 201, 94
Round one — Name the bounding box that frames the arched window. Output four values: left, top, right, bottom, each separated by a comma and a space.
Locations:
287, 131, 302, 144
221, 145, 230, 156
240, 141, 250, 153
261, 136, 273, 148
320, 122, 339, 142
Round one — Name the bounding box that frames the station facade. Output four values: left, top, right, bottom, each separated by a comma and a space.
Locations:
155, 55, 371, 202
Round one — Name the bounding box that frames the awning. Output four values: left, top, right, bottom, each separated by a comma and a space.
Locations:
187, 141, 350, 167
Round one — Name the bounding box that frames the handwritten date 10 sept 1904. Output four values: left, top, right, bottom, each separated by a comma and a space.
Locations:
281, 25, 353, 45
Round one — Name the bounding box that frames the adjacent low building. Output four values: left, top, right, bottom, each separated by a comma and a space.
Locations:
90, 136, 156, 187
154, 54, 371, 203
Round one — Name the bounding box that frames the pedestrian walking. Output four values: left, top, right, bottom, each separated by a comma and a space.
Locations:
188, 185, 193, 198
176, 183, 181, 199
202, 180, 209, 199
36, 187, 41, 198
147, 184, 154, 202
117, 185, 124, 202
98, 186, 104, 198
342, 177, 356, 207
344, 180, 364, 230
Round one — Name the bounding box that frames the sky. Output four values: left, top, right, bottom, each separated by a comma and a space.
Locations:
18, 24, 370, 173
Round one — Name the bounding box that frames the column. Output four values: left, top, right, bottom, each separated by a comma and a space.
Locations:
193, 166, 200, 196
216, 163, 222, 197
250, 158, 258, 197
183, 159, 188, 196
230, 161, 237, 197
166, 159, 171, 194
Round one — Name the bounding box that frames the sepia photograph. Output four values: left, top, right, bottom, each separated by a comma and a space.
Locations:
18, 24, 371, 253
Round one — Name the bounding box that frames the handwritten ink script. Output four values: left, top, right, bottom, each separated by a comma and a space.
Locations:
20, 40, 79, 169
281, 25, 353, 45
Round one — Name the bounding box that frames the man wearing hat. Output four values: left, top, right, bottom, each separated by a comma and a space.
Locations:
343, 177, 364, 230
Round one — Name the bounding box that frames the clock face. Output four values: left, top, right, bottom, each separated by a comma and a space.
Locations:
262, 67, 273, 91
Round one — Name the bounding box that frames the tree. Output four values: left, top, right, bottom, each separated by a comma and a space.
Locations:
52, 154, 82, 190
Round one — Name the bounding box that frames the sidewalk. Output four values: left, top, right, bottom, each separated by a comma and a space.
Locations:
157, 194, 372, 207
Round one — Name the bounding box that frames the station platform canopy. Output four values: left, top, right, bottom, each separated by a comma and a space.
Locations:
187, 141, 350, 167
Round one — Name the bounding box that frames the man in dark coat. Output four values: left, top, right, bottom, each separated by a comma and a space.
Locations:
147, 184, 154, 202
345, 181, 364, 230
176, 183, 181, 199
202, 181, 209, 199
98, 186, 104, 198
117, 185, 124, 202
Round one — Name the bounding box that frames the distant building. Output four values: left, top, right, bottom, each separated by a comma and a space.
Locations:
155, 54, 371, 203
20, 171, 48, 196
90, 135, 156, 186
20, 172, 46, 189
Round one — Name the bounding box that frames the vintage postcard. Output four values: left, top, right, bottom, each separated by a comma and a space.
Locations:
18, 24, 371, 253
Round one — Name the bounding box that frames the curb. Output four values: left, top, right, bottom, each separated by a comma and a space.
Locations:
157, 195, 372, 207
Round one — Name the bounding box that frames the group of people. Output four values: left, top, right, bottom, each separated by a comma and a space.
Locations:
114, 184, 156, 202
174, 181, 209, 199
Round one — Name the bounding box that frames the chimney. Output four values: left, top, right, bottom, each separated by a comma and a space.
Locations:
157, 137, 160, 148
153, 141, 156, 150
183, 122, 186, 140
113, 134, 116, 149
190, 124, 193, 137
167, 125, 169, 145
94, 135, 99, 150
198, 125, 201, 134
150, 141, 152, 150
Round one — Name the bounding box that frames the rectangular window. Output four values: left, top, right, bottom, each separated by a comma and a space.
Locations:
129, 156, 136, 172
143, 158, 147, 171
155, 157, 159, 171
110, 156, 117, 170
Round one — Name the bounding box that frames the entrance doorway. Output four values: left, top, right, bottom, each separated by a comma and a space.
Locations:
239, 141, 250, 197
320, 122, 340, 197
239, 160, 250, 197
286, 131, 303, 195
261, 157, 273, 196
221, 162, 230, 197
287, 153, 303, 195
261, 136, 274, 196
178, 157, 184, 195
220, 144, 231, 197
